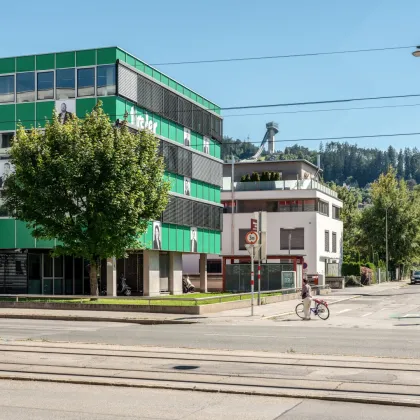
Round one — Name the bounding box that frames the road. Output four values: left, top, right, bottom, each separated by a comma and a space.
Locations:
0, 380, 419, 420
0, 284, 418, 358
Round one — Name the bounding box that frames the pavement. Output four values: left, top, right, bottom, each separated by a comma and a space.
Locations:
0, 281, 406, 325
0, 340, 419, 408
1, 380, 419, 419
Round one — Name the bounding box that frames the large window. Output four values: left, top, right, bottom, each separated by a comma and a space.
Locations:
17, 72, 35, 103
332, 232, 337, 253
280, 228, 304, 250
97, 65, 116, 96
332, 205, 341, 220
0, 75, 14, 103
0, 132, 13, 149
318, 200, 329, 216
77, 67, 95, 97
238, 229, 249, 250
56, 68, 75, 99
37, 71, 54, 100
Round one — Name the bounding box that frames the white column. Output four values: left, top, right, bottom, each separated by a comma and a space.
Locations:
199, 253, 208, 293
169, 252, 183, 295
106, 257, 117, 297
143, 250, 160, 296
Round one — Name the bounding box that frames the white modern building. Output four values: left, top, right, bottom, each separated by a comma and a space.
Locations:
183, 158, 343, 292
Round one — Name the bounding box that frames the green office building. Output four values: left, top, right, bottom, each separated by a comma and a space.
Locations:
0, 47, 223, 296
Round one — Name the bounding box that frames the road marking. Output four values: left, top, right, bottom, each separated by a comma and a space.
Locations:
336, 309, 352, 314
204, 334, 277, 338
361, 312, 373, 317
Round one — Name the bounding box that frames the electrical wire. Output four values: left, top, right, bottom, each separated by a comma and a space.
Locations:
151, 45, 417, 66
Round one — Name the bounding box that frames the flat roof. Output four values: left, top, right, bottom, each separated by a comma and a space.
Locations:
225, 159, 323, 172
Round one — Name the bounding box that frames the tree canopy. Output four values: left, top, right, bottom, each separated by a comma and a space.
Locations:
5, 102, 170, 295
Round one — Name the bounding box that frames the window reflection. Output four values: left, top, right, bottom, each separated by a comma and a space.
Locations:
77, 67, 95, 97
97, 65, 116, 96
56, 68, 75, 99
0, 75, 14, 103
17, 72, 35, 103
37, 71, 54, 100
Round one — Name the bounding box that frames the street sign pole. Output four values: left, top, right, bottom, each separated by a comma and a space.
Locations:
257, 211, 261, 305
250, 247, 254, 316
245, 231, 260, 316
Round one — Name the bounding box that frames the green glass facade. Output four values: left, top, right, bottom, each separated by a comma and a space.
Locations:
0, 47, 223, 294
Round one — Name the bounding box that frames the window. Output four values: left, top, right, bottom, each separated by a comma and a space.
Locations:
56, 68, 75, 99
280, 228, 305, 250
97, 65, 116, 96
325, 230, 330, 252
207, 259, 222, 273
77, 67, 95, 97
318, 200, 329, 216
238, 229, 249, 250
0, 75, 14, 103
0, 133, 13, 149
17, 72, 35, 103
332, 232, 337, 253
303, 199, 316, 211
332, 205, 341, 220
37, 71, 54, 100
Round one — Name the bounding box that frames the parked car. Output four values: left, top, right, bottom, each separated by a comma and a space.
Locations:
410, 271, 420, 284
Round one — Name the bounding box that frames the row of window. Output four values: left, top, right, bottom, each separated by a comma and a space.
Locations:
118, 63, 223, 142
0, 65, 116, 104
223, 199, 341, 218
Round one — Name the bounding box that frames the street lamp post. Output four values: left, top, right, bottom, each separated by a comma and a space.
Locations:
386, 206, 389, 282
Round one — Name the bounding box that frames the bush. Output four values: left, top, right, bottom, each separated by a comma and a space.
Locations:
360, 266, 373, 286
342, 262, 360, 276
245, 174, 251, 182
251, 172, 260, 182
240, 175, 247, 182
345, 276, 362, 287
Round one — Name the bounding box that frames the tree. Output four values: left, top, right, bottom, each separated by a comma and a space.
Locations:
359, 167, 420, 270
397, 149, 404, 179
5, 103, 170, 296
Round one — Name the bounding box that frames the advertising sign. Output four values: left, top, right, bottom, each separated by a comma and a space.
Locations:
55, 99, 75, 124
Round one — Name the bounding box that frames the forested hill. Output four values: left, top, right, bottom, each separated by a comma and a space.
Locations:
222, 137, 420, 188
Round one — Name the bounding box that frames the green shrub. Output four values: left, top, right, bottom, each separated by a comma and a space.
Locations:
345, 275, 362, 287
342, 262, 360, 276
251, 172, 260, 182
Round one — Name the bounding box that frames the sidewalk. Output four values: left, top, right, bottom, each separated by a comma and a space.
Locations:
0, 281, 406, 325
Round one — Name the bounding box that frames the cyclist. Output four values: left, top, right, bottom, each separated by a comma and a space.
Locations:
301, 278, 312, 320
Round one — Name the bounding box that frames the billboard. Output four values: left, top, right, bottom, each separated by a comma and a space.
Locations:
184, 177, 191, 196
153, 221, 162, 250
0, 159, 12, 189
191, 227, 197, 253
184, 127, 191, 147
55, 99, 75, 124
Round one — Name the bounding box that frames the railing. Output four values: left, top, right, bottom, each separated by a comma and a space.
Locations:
0, 286, 327, 306
222, 178, 338, 198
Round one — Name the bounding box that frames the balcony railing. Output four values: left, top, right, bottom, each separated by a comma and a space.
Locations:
222, 178, 338, 198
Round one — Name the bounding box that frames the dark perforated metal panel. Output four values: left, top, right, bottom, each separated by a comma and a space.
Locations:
118, 65, 138, 103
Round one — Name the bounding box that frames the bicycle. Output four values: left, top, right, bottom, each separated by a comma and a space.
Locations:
295, 298, 330, 320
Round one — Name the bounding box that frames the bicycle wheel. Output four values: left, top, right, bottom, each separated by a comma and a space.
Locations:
295, 303, 305, 319
316, 303, 330, 320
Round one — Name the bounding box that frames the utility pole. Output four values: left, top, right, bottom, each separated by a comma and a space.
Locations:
386, 207, 389, 282
257, 211, 262, 305
231, 151, 235, 256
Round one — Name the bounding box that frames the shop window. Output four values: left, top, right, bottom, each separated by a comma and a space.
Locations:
77, 67, 95, 97
37, 71, 54, 100
17, 72, 35, 103
97, 65, 116, 96
56, 68, 75, 99
0, 75, 14, 103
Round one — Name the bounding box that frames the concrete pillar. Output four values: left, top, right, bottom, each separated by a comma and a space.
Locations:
199, 253, 208, 293
143, 250, 160, 296
106, 257, 117, 297
169, 252, 183, 295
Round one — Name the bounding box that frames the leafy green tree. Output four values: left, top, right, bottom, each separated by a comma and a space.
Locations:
4, 103, 169, 296
359, 167, 420, 270
397, 149, 404, 179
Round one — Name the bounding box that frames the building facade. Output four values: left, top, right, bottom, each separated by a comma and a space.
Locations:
0, 47, 223, 296
184, 159, 343, 291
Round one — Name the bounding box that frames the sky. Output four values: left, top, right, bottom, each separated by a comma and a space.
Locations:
3, 0, 420, 152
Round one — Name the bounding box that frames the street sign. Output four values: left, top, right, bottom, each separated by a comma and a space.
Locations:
250, 218, 258, 232
303, 262, 308, 269
245, 231, 259, 245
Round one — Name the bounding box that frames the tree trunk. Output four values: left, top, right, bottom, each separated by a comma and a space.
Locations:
90, 260, 99, 297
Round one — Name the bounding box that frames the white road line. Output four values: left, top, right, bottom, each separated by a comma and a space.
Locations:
204, 334, 277, 338
336, 309, 352, 314
361, 312, 373, 318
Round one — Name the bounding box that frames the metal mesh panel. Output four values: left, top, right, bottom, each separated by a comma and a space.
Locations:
177, 147, 192, 177
163, 196, 177, 222
118, 65, 138, 103
165, 90, 178, 122
203, 112, 211, 136
183, 100, 193, 128
163, 142, 178, 173
192, 201, 201, 227
151, 82, 163, 114
192, 154, 223, 187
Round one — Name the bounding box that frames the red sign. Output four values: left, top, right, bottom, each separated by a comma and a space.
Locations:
251, 218, 258, 232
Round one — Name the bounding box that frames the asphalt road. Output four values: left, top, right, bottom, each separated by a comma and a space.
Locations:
0, 380, 418, 420
0, 285, 418, 358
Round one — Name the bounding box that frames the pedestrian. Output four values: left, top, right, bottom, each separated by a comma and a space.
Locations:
302, 278, 312, 320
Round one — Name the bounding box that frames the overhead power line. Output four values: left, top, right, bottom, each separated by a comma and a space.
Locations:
151, 45, 416, 66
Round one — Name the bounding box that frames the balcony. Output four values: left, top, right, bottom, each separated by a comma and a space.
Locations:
222, 178, 338, 198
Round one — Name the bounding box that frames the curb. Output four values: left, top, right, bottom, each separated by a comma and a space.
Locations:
0, 314, 196, 325
264, 295, 360, 319
0, 374, 418, 409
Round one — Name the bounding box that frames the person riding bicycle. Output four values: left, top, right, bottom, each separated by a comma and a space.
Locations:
301, 278, 312, 320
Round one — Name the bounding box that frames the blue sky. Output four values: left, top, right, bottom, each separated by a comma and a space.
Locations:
3, 0, 420, 151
